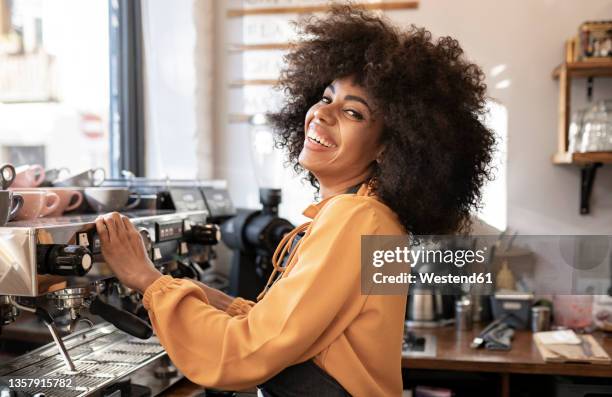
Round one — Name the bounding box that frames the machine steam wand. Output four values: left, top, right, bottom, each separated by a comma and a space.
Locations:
9, 298, 76, 372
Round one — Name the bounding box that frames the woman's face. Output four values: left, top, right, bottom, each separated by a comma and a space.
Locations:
299, 76, 384, 181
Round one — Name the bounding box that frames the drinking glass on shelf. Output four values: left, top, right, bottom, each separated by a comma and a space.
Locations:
568, 108, 587, 153
579, 100, 612, 152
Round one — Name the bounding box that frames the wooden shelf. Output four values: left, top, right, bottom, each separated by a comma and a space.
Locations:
227, 1, 419, 17
229, 79, 277, 88
552, 60, 612, 79
228, 113, 254, 123
228, 43, 293, 52
552, 151, 612, 165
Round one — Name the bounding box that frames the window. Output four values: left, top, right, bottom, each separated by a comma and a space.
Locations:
0, 0, 110, 175
478, 99, 508, 231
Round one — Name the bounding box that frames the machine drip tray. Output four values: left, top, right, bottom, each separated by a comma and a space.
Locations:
0, 323, 173, 396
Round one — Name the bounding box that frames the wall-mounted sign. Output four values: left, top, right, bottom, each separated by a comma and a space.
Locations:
229, 85, 285, 115
240, 15, 299, 45
241, 50, 286, 79
228, 51, 285, 80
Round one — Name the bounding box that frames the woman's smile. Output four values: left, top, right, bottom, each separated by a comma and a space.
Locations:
305, 121, 338, 150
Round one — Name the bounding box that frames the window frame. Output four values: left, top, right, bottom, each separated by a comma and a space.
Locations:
109, 0, 145, 178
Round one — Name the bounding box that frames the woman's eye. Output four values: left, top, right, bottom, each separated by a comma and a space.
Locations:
345, 109, 364, 120
320, 96, 332, 104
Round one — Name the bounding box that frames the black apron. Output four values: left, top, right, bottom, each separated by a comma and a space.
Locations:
257, 182, 365, 396
258, 360, 350, 396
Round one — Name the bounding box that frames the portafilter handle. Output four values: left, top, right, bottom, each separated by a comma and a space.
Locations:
88, 296, 153, 339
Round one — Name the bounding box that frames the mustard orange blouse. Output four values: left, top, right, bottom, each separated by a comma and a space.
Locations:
142, 184, 407, 396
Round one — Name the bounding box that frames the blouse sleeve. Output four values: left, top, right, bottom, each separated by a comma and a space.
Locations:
142, 196, 380, 390
225, 297, 256, 317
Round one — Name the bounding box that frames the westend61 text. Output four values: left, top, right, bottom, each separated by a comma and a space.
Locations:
372, 272, 494, 285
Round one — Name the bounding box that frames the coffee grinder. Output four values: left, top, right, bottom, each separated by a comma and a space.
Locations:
220, 114, 294, 300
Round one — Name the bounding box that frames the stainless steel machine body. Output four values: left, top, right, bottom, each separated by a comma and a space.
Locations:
0, 180, 233, 396
0, 209, 212, 297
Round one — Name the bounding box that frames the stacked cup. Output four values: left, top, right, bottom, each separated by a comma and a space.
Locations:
0, 164, 23, 226
9, 164, 85, 221
9, 164, 59, 221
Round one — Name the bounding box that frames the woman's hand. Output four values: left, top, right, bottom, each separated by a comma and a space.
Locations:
95, 212, 162, 294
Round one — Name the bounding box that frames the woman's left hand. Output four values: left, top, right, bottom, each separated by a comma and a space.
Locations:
95, 212, 162, 293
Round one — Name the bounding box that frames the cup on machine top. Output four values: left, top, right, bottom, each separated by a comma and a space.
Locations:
54, 168, 106, 188
42, 167, 71, 187
0, 163, 16, 190
0, 190, 23, 226
9, 190, 60, 221
84, 187, 141, 213
12, 164, 46, 188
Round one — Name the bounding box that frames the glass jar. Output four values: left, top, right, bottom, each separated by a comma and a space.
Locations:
580, 100, 612, 152
568, 109, 587, 153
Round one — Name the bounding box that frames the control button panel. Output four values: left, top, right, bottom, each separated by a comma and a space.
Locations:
155, 220, 183, 242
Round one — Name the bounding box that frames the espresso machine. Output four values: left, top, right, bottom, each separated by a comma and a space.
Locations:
0, 180, 230, 396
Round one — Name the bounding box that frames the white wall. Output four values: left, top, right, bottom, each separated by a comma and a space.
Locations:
388, 0, 612, 235
213, 0, 612, 233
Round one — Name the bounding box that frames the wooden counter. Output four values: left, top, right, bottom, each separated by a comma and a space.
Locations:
402, 326, 612, 377
402, 326, 612, 397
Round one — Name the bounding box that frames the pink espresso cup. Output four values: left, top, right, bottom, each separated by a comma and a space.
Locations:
12, 165, 46, 188
10, 190, 60, 221
15, 188, 83, 217
49, 188, 83, 216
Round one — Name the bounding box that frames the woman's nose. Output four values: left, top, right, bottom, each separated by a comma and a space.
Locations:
314, 105, 336, 126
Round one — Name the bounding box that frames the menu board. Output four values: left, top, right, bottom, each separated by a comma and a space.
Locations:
229, 50, 286, 80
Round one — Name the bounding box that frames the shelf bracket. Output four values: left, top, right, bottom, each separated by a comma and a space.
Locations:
580, 162, 602, 215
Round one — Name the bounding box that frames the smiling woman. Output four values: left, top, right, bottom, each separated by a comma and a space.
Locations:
95, 4, 496, 397
271, 5, 496, 235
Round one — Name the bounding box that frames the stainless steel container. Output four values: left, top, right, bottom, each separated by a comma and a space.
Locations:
456, 299, 473, 331
531, 305, 551, 332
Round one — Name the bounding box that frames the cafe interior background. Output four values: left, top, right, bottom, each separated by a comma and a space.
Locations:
1, 0, 612, 396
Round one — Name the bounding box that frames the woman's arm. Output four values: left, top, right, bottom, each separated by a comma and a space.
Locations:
190, 280, 255, 316
93, 213, 255, 317
97, 196, 380, 390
